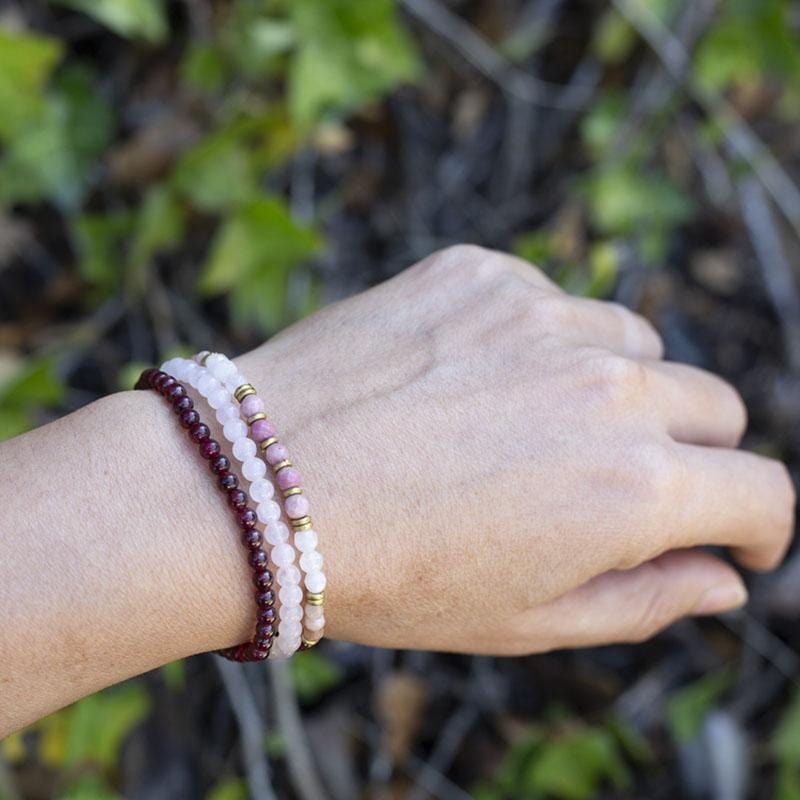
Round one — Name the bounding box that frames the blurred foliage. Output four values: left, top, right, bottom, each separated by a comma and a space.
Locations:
2, 0, 800, 797
474, 715, 652, 800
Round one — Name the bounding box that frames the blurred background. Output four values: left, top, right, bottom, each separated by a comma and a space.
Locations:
2, 0, 800, 797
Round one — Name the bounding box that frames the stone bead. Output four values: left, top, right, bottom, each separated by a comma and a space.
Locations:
228, 488, 247, 510
285, 494, 309, 519
208, 386, 230, 410
204, 353, 225, 371
279, 584, 303, 607
253, 569, 274, 590
271, 542, 295, 568
257, 500, 281, 524
218, 472, 238, 491
189, 422, 210, 443
249, 549, 268, 568
283, 605, 304, 623
233, 437, 257, 461
299, 550, 323, 573
304, 604, 324, 620
224, 372, 247, 391
277, 467, 301, 491
200, 439, 221, 460
264, 442, 289, 465
242, 457, 267, 481
257, 607, 277, 624
278, 565, 301, 585
305, 570, 326, 593
242, 529, 262, 549
238, 508, 257, 529
209, 358, 236, 382
249, 478, 274, 503
241, 395, 265, 419
216, 402, 239, 425
266, 522, 289, 545
167, 384, 186, 403
251, 419, 276, 442
210, 454, 230, 475
173, 395, 193, 415
282, 620, 303, 638
223, 419, 248, 443
179, 408, 200, 429
197, 373, 221, 397
294, 529, 318, 552
305, 614, 325, 632
257, 589, 276, 607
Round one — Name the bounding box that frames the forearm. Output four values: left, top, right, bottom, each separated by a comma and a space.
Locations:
0, 387, 255, 735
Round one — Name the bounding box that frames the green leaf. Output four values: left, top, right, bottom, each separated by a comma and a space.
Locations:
0, 356, 64, 407
181, 43, 228, 93
53, 0, 169, 44
290, 651, 342, 703
130, 184, 185, 269
73, 211, 134, 294
773, 686, 800, 763
0, 28, 63, 142
289, 0, 419, 129
592, 10, 636, 64
172, 131, 259, 213
207, 778, 248, 800
666, 669, 732, 744
201, 195, 321, 330
526, 727, 630, 800
0, 63, 114, 209
160, 659, 186, 691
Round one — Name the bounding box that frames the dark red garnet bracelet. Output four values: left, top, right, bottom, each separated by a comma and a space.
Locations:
135, 368, 276, 662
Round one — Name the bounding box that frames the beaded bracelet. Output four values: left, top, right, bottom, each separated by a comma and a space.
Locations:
134, 369, 276, 662
198, 352, 326, 653
162, 356, 304, 660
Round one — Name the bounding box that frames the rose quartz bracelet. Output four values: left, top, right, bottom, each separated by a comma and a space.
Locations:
162, 355, 304, 659
199, 352, 326, 653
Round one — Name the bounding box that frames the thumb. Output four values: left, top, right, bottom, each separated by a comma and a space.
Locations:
521, 549, 748, 652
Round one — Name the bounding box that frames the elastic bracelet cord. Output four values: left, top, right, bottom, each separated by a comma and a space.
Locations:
196, 352, 326, 654
162, 356, 303, 660
134, 369, 276, 662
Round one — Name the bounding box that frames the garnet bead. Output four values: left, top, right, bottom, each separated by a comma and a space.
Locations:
251, 646, 269, 661
254, 572, 273, 590
218, 471, 238, 491
179, 408, 200, 429
200, 439, 221, 459
173, 395, 193, 414
167, 384, 186, 403
156, 375, 176, 394
249, 549, 268, 568
238, 508, 257, 529
256, 622, 275, 639
257, 607, 276, 623
242, 529, 262, 549
210, 455, 230, 474
228, 488, 247, 510
257, 589, 275, 607
189, 422, 210, 443
149, 370, 166, 388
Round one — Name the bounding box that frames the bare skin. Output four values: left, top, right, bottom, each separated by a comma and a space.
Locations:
0, 246, 794, 736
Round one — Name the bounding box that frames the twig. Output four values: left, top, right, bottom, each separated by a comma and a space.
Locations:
400, 0, 596, 110
612, 0, 800, 241
268, 660, 329, 800
215, 659, 277, 800
737, 175, 800, 371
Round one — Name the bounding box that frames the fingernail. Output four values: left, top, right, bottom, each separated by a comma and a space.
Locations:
693, 583, 749, 615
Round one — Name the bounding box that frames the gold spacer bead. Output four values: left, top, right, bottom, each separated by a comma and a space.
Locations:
199, 351, 211, 366
283, 487, 303, 498
234, 384, 256, 403
306, 592, 325, 606
291, 516, 312, 530
273, 459, 292, 472
259, 437, 279, 451
301, 637, 321, 649
247, 412, 267, 425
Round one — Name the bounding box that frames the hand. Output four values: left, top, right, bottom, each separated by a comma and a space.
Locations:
237, 245, 796, 655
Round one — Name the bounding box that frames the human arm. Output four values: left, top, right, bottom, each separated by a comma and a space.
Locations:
1, 245, 794, 736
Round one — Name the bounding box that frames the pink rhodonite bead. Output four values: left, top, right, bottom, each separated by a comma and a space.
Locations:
284, 494, 310, 519
277, 467, 301, 491
265, 442, 289, 465
241, 395, 265, 418
251, 418, 276, 442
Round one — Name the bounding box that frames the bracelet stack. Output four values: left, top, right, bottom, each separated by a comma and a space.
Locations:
139, 351, 326, 661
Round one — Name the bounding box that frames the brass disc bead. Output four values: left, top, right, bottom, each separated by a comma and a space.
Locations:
291, 516, 313, 531
273, 459, 292, 471
306, 592, 325, 606
246, 412, 267, 425
259, 437, 279, 450
234, 383, 256, 403
283, 487, 303, 498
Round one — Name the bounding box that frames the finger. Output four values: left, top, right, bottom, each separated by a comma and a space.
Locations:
562, 297, 664, 360
641, 360, 747, 447
673, 445, 796, 571
518, 550, 747, 651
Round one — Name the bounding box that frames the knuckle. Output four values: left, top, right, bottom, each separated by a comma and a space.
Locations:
425, 244, 498, 280
582, 351, 649, 405
625, 566, 676, 643
532, 295, 574, 333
